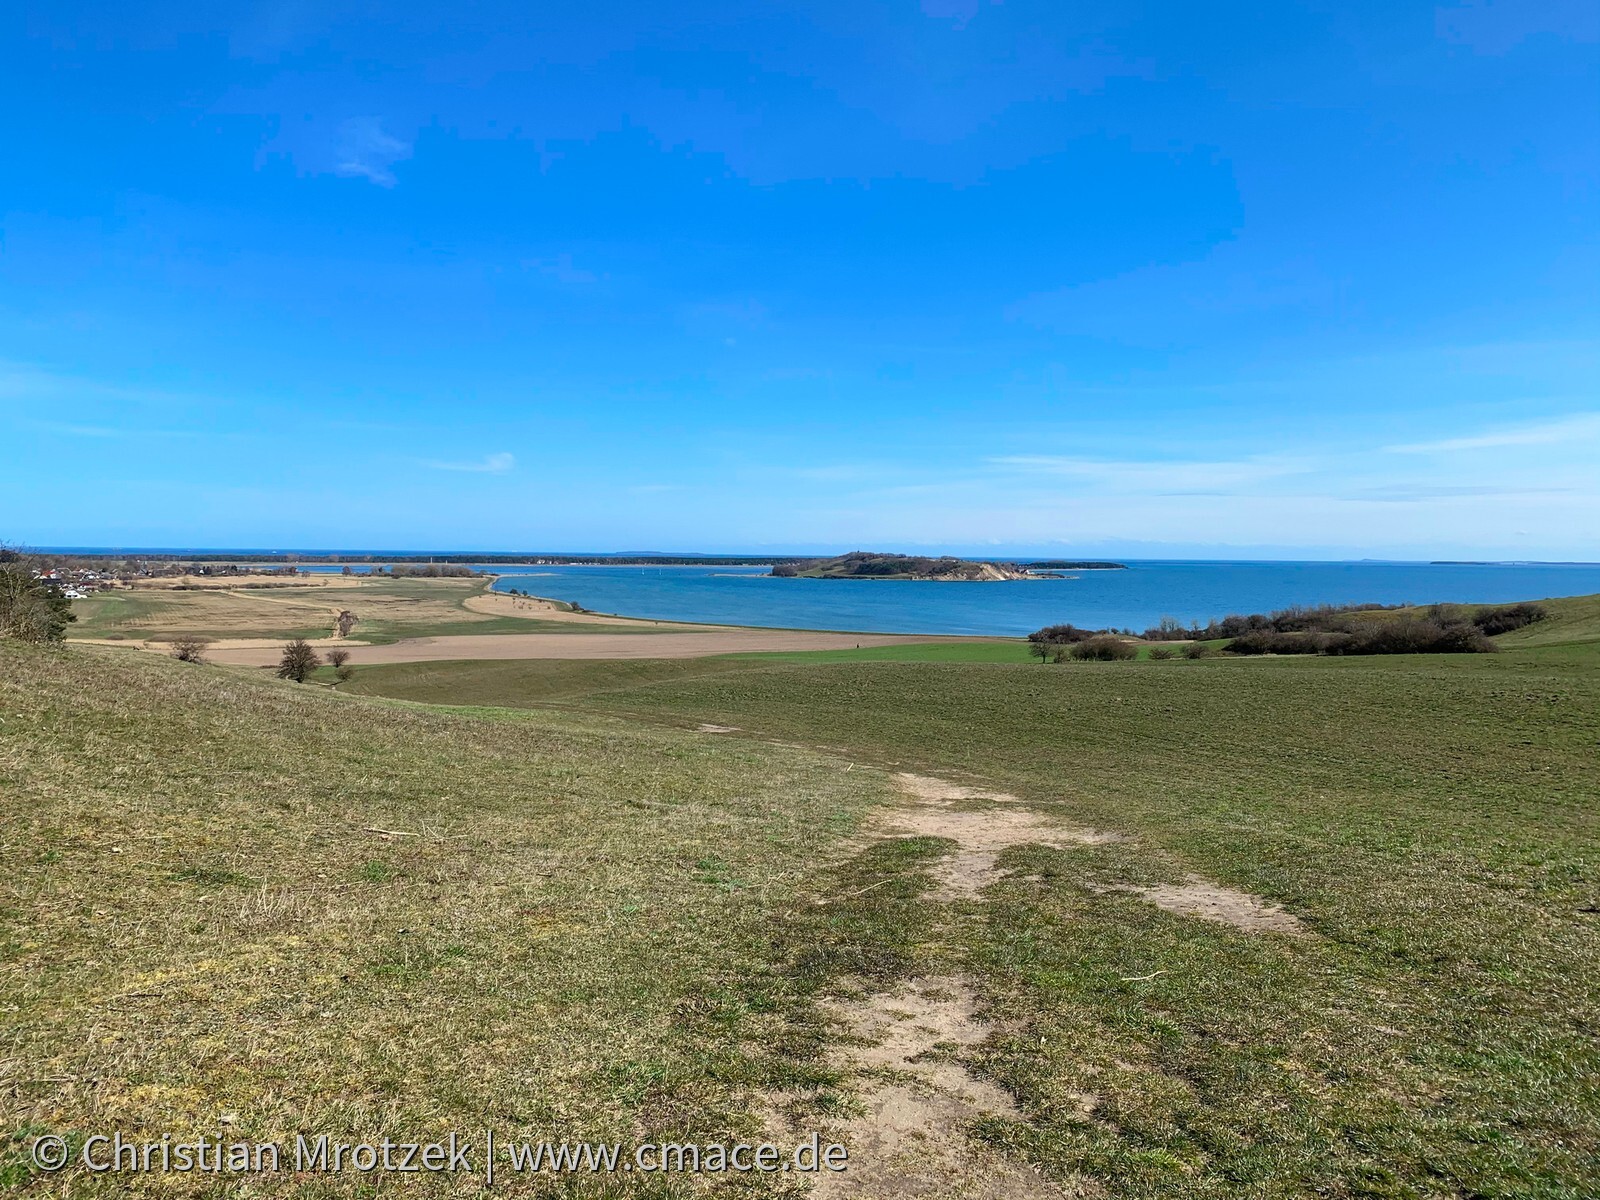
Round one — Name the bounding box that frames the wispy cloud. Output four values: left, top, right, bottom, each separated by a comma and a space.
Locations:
1340, 484, 1575, 502
421, 452, 515, 474
1384, 413, 1600, 454
524, 254, 601, 286
25, 420, 209, 440
333, 117, 411, 187
986, 454, 1308, 494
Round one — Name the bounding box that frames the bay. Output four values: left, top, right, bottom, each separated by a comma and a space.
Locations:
448, 561, 1600, 637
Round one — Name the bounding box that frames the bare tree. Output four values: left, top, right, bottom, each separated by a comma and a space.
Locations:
170, 638, 210, 664
276, 639, 322, 682
336, 610, 357, 637
326, 648, 351, 668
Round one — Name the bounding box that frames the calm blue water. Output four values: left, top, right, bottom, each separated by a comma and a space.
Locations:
345, 561, 1600, 637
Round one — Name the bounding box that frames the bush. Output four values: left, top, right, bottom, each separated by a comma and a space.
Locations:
170, 638, 210, 664
1472, 603, 1546, 636
0, 552, 77, 643
335, 664, 355, 683
1226, 630, 1325, 656
1141, 616, 1193, 640
1329, 618, 1494, 656
1147, 645, 1177, 660
1183, 642, 1213, 659
1070, 636, 1137, 661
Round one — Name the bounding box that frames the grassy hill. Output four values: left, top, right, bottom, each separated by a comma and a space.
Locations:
0, 644, 893, 1195
330, 597, 1600, 1197
7, 595, 1600, 1196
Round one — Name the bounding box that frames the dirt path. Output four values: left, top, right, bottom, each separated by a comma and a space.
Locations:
782, 767, 1307, 1196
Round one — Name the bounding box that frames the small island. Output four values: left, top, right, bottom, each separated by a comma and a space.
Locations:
769, 551, 1124, 581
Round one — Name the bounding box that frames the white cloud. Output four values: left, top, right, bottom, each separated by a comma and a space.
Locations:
1384, 413, 1600, 454
333, 117, 411, 187
421, 452, 515, 474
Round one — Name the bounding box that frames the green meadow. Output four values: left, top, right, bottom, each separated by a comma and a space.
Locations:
5, 593, 1598, 1196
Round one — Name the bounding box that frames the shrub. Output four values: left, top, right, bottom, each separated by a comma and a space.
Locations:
1472, 603, 1546, 636
1141, 616, 1190, 640
335, 664, 355, 683
1226, 630, 1324, 656
1327, 618, 1494, 656
0, 552, 76, 643
170, 638, 210, 664
1183, 642, 1213, 659
1070, 636, 1137, 661
1147, 645, 1177, 660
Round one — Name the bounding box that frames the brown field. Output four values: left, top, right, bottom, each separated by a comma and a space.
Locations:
67, 575, 667, 644
194, 629, 967, 667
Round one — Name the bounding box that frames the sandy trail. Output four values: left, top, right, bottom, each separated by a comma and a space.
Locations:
793, 768, 1307, 1195
811, 978, 1081, 1199
884, 773, 1122, 899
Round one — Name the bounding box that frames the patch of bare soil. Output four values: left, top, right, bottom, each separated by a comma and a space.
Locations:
887, 774, 1122, 899
696, 723, 740, 733
807, 977, 1086, 1199
893, 772, 1019, 804
1094, 874, 1307, 935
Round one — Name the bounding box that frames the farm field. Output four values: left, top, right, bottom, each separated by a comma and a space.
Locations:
66, 575, 667, 645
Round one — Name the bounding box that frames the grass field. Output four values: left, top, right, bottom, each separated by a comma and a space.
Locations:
8, 596, 1599, 1196
328, 596, 1600, 1198
68, 576, 654, 644
1, 644, 895, 1197
723, 641, 1034, 664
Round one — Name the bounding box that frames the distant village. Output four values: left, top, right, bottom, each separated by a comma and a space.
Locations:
30, 560, 310, 600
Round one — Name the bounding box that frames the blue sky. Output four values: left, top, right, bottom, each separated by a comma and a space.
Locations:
3, 1, 1596, 558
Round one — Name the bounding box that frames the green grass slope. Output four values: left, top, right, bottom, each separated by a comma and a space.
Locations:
0, 644, 907, 1196
341, 630, 1600, 1197
10, 609, 1600, 1197
565, 651, 1600, 1197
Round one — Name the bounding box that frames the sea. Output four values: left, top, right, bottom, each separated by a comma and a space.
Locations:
303, 560, 1600, 637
